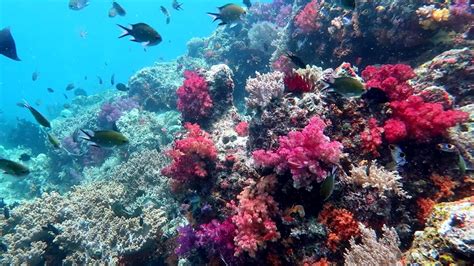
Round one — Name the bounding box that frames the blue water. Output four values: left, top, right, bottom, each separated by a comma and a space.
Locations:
0, 0, 270, 121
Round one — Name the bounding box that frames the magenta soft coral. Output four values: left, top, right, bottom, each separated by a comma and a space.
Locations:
177, 70, 213, 122
196, 218, 236, 260
284, 72, 313, 93
253, 116, 342, 189
384, 95, 468, 142
161, 123, 217, 184
361, 64, 416, 101
294, 0, 322, 33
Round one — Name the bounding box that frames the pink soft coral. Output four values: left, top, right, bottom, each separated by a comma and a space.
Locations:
294, 0, 322, 34
360, 118, 383, 157
253, 116, 342, 189
161, 123, 217, 184
385, 95, 468, 142
361, 64, 416, 101
229, 175, 280, 258
177, 71, 213, 122
235, 121, 249, 137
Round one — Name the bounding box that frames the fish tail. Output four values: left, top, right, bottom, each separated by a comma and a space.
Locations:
16, 99, 29, 109
117, 24, 130, 38
207, 13, 221, 22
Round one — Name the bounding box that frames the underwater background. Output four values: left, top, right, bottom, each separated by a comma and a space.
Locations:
0, 0, 473, 265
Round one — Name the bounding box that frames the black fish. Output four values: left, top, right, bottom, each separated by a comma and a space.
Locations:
113, 1, 126, 16
17, 100, 51, 127
19, 153, 31, 162
172, 0, 183, 10
32, 71, 39, 81
47, 88, 54, 93
63, 93, 69, 99
0, 27, 20, 61
98, 76, 103, 85
117, 23, 162, 46
286, 52, 306, 68
3, 207, 9, 219
362, 87, 389, 104
116, 83, 128, 91
0, 158, 30, 176
66, 83, 75, 91
42, 223, 60, 235
243, 0, 252, 8
111, 74, 115, 85
160, 6, 171, 24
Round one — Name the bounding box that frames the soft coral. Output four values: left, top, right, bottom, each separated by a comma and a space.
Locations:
177, 70, 213, 122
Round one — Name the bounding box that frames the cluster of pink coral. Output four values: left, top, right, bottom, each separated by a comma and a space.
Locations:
294, 0, 322, 34
253, 116, 343, 189
360, 118, 384, 157
284, 72, 314, 93
384, 95, 468, 142
235, 121, 249, 137
177, 71, 213, 122
161, 123, 217, 184
229, 176, 280, 258
361, 64, 416, 101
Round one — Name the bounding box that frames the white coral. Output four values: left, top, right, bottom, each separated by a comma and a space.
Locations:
245, 71, 285, 110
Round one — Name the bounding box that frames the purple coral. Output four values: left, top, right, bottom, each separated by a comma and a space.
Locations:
175, 225, 197, 257
98, 97, 139, 126
196, 218, 236, 260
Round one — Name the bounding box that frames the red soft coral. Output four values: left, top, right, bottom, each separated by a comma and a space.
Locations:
177, 71, 213, 122
385, 95, 468, 142
294, 0, 322, 34
161, 123, 217, 184
361, 64, 416, 101
284, 72, 314, 93
360, 118, 384, 157
318, 205, 360, 252
235, 121, 249, 137
228, 175, 280, 258
383, 118, 408, 143
253, 116, 343, 189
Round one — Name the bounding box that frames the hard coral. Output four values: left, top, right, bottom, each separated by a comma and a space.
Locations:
177, 71, 213, 122
318, 205, 360, 252
385, 96, 468, 142
294, 0, 322, 34
284, 72, 314, 93
253, 116, 342, 189
161, 123, 217, 185
361, 64, 416, 101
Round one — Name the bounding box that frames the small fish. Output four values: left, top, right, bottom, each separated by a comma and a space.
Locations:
0, 27, 20, 61
47, 88, 54, 93
437, 144, 469, 175
19, 153, 31, 162
3, 206, 10, 219
172, 0, 183, 10
286, 52, 306, 68
80, 129, 129, 148
97, 76, 103, 85
74, 88, 87, 96
42, 223, 60, 235
69, 0, 89, 10
338, 0, 356, 10
17, 100, 51, 127
0, 158, 30, 177
329, 77, 366, 98
63, 103, 71, 109
47, 133, 61, 149
389, 144, 407, 168
32, 71, 39, 81
84, 75, 88, 80
66, 83, 75, 91
160, 6, 171, 24
243, 0, 252, 8
116, 83, 128, 91
63, 93, 69, 99
320, 166, 336, 200
79, 29, 88, 39
117, 23, 162, 46
109, 1, 126, 17
111, 74, 115, 85
208, 4, 246, 27
362, 87, 389, 104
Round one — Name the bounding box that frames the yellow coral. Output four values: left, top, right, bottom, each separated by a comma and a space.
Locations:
432, 8, 450, 22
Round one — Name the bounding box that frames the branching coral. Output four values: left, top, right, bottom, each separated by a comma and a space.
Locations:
344, 162, 409, 198
245, 71, 285, 110
228, 175, 280, 258
161, 123, 217, 185
253, 116, 342, 189
177, 71, 213, 122
344, 223, 402, 265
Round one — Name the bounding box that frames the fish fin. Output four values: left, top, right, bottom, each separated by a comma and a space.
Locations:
207, 12, 221, 22
117, 24, 130, 38
142, 41, 150, 47
90, 143, 101, 148
79, 129, 93, 141
218, 4, 233, 10
218, 22, 227, 26
229, 22, 239, 28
